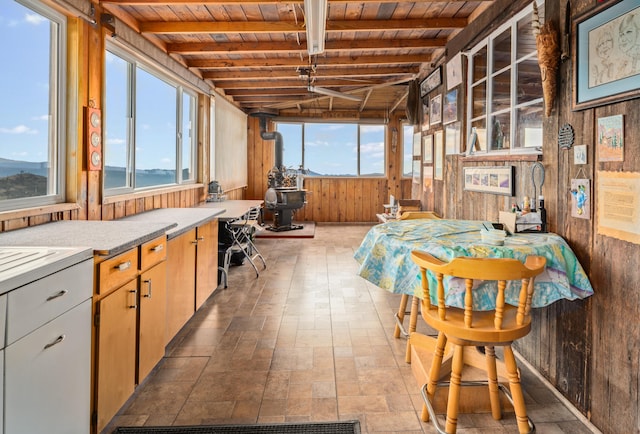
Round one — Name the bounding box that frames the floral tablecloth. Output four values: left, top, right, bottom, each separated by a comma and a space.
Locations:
354, 219, 594, 310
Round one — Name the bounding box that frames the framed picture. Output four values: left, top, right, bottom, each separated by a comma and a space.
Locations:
430, 94, 442, 125
446, 53, 463, 90
573, 1, 640, 110
597, 114, 624, 162
434, 130, 444, 180
421, 100, 430, 131
571, 178, 591, 220
420, 66, 442, 97
423, 134, 433, 163
445, 121, 461, 155
423, 164, 433, 193
412, 160, 421, 185
443, 89, 458, 124
412, 132, 421, 157
463, 166, 515, 196
574, 144, 588, 165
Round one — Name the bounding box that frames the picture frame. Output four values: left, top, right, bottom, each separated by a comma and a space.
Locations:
573, 0, 640, 110
445, 121, 461, 155
597, 114, 624, 162
412, 132, 421, 158
434, 130, 444, 180
420, 66, 442, 97
422, 134, 433, 163
463, 166, 515, 196
412, 159, 421, 185
446, 53, 463, 90
443, 89, 458, 124
571, 178, 591, 220
430, 94, 442, 125
421, 99, 430, 131
423, 164, 433, 193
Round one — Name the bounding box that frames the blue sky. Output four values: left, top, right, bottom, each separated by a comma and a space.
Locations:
0, 1, 51, 163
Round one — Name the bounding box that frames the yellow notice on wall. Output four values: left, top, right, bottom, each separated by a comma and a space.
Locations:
597, 171, 640, 244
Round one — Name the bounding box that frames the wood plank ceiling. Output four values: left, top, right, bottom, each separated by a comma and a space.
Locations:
100, 0, 493, 118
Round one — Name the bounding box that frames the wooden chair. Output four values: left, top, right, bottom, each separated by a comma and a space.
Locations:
410, 250, 546, 433
394, 211, 441, 342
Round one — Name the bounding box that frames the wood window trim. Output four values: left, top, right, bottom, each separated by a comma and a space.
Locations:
0, 203, 81, 221
102, 183, 204, 205
462, 153, 541, 163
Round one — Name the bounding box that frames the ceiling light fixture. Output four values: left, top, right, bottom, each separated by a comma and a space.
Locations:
308, 85, 362, 102
304, 0, 328, 55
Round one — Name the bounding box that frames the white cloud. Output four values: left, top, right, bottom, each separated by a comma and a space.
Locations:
0, 125, 38, 134
25, 13, 46, 25
106, 138, 126, 145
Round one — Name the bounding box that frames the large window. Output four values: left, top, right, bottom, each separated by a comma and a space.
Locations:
104, 44, 197, 193
0, 0, 66, 211
402, 123, 414, 177
277, 122, 385, 176
467, 2, 544, 154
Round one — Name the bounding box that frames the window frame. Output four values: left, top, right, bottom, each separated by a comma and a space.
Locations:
275, 121, 386, 177
0, 0, 67, 212
466, 1, 544, 156
103, 41, 199, 196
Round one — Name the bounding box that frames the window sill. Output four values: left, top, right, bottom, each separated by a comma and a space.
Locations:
462, 153, 541, 163
0, 203, 81, 221
103, 183, 204, 205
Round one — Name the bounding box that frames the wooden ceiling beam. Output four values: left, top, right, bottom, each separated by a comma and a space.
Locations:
216, 78, 390, 89
167, 38, 447, 54
104, 0, 481, 4
204, 66, 418, 80
140, 18, 467, 34
190, 54, 429, 68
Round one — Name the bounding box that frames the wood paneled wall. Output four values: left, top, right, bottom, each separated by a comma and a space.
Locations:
246, 115, 411, 223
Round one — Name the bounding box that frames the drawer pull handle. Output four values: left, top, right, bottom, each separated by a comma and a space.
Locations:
129, 288, 138, 309
197, 236, 205, 241
44, 334, 66, 350
143, 279, 152, 298
46, 289, 68, 301
116, 261, 132, 272
151, 244, 164, 253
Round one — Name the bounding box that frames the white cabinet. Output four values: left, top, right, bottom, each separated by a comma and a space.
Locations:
3, 257, 93, 434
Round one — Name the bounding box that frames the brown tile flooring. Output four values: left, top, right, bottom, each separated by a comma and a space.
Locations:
107, 224, 598, 434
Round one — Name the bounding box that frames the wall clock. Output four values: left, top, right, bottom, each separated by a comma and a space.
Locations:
85, 106, 102, 171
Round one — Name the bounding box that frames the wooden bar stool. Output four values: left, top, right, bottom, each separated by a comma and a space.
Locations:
410, 251, 546, 433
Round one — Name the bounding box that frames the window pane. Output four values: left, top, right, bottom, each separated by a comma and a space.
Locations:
489, 113, 510, 150
135, 68, 177, 188
471, 119, 487, 152
181, 92, 194, 181
491, 69, 511, 112
516, 105, 543, 148
360, 125, 385, 176
304, 123, 357, 176
104, 52, 130, 189
472, 46, 487, 82
278, 123, 303, 169
0, 1, 58, 201
402, 124, 413, 177
492, 29, 512, 72
516, 10, 539, 59
471, 83, 486, 118
517, 58, 543, 104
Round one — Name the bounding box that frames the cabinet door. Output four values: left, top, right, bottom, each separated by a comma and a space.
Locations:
5, 299, 91, 434
196, 219, 219, 309
96, 280, 137, 433
138, 261, 167, 383
166, 229, 196, 344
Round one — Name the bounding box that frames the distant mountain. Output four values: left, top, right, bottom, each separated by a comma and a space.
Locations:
0, 172, 47, 200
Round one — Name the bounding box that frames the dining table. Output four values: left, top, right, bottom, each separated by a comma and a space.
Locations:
353, 218, 594, 362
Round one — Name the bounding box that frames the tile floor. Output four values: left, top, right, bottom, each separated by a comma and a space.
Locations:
107, 223, 598, 434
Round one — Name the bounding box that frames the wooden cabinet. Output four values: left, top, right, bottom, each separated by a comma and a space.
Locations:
196, 219, 218, 309
166, 229, 197, 344
138, 261, 166, 382
95, 278, 137, 433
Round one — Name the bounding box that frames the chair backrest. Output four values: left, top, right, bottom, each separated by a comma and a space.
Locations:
411, 250, 546, 329
399, 211, 441, 220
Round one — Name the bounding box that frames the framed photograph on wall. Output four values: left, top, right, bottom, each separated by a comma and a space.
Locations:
412, 159, 421, 185
423, 134, 433, 163
445, 121, 461, 155
412, 132, 421, 158
463, 166, 515, 196
597, 114, 624, 162
421, 99, 430, 131
430, 94, 442, 125
423, 164, 433, 193
434, 130, 444, 180
420, 66, 442, 97
573, 1, 640, 110
443, 89, 458, 124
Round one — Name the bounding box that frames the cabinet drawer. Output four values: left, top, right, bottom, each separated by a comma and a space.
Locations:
6, 259, 92, 346
98, 248, 139, 295
140, 235, 167, 271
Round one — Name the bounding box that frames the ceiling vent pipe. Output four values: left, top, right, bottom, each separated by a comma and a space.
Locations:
249, 109, 282, 170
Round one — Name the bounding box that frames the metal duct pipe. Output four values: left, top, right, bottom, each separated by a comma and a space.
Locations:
257, 115, 283, 170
